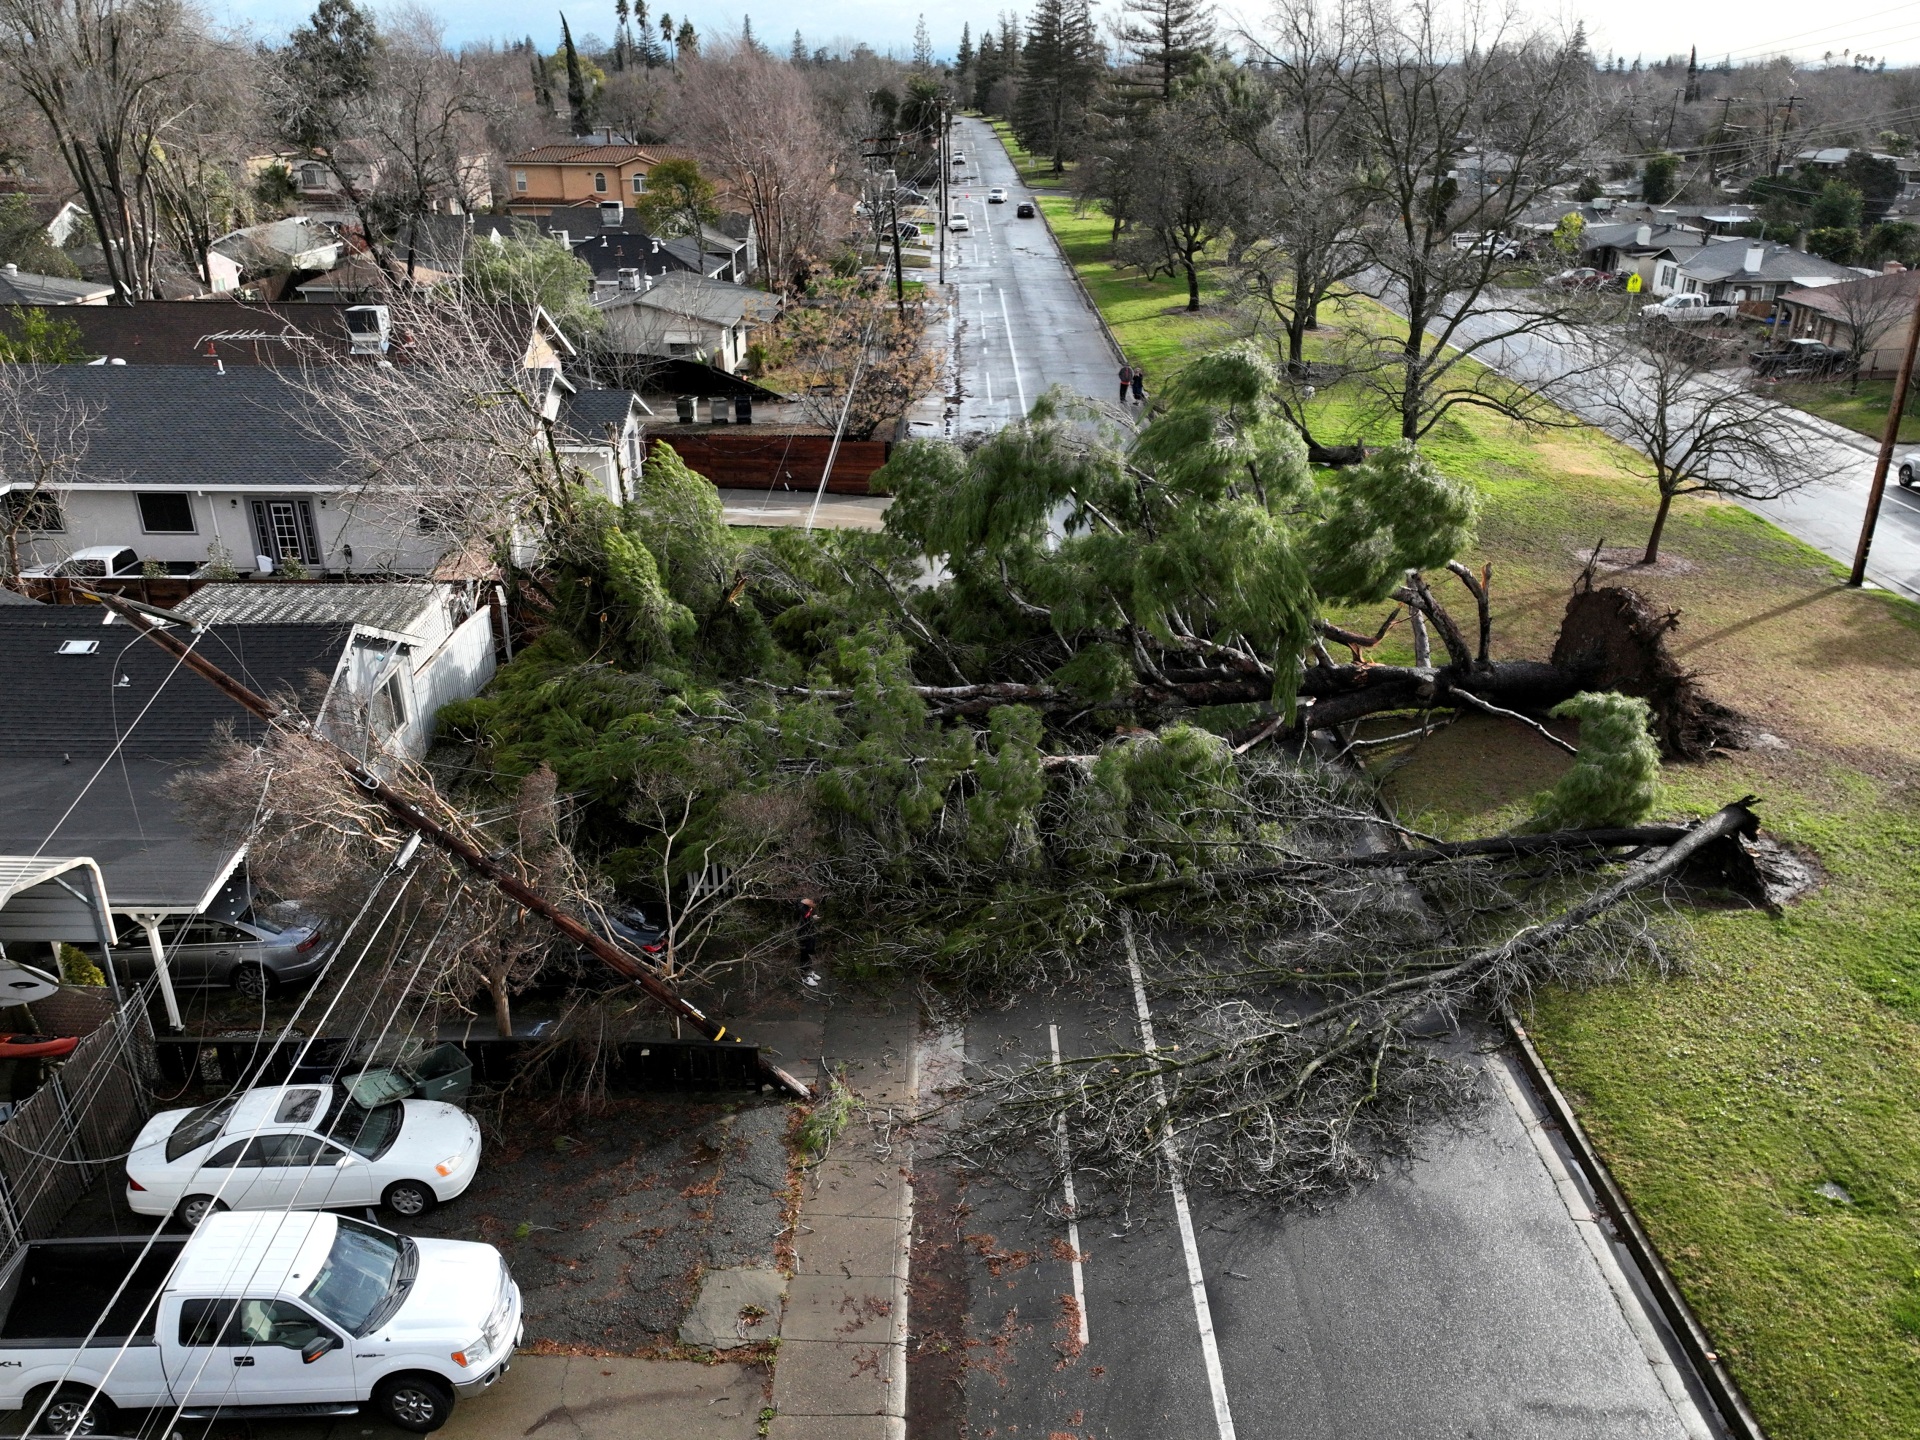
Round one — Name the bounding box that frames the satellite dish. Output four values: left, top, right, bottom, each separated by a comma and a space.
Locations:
0, 967, 62, 1005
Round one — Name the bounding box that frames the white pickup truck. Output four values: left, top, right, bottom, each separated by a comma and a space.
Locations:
1641, 293, 1739, 324
0, 1211, 519, 1435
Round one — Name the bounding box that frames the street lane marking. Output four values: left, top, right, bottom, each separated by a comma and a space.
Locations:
1123, 921, 1239, 1440
999, 287, 1028, 418
1048, 1022, 1091, 1346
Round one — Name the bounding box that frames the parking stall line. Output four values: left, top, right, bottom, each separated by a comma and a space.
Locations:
1048, 1022, 1091, 1347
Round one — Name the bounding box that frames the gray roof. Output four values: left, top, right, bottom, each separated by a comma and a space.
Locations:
0, 264, 113, 305
175, 582, 443, 633
3, 365, 349, 490
1677, 240, 1861, 286
603, 272, 781, 326
1583, 221, 1705, 255
0, 606, 349, 909
559, 387, 643, 442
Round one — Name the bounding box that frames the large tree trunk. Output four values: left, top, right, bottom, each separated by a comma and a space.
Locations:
1185, 259, 1201, 312
1643, 489, 1675, 564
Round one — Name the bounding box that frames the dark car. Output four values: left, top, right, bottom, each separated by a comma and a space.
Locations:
579, 905, 666, 964
1748, 338, 1852, 378
1015, 201, 1036, 218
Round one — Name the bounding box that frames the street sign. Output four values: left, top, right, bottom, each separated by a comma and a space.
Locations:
1626, 272, 1643, 293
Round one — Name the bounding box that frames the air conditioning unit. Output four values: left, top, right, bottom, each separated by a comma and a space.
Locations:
343, 305, 390, 356
617, 267, 642, 291
599, 200, 625, 228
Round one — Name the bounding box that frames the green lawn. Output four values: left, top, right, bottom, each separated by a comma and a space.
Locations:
997, 120, 1920, 1440
1774, 377, 1920, 445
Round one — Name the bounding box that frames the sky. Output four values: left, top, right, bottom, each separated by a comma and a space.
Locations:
207, 0, 1920, 69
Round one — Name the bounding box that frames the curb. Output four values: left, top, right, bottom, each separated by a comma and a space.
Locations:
1501, 1004, 1769, 1440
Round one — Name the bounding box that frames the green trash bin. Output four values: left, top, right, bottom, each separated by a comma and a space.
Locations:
402, 1042, 473, 1104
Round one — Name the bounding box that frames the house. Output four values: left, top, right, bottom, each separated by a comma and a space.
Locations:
503, 140, 704, 215
292, 253, 454, 301
256, 147, 493, 226
0, 586, 499, 1016
1774, 268, 1920, 376
596, 272, 783, 375
1, 316, 644, 580
0, 263, 112, 305
0, 300, 371, 365
1671, 240, 1862, 306
210, 216, 345, 286
1580, 221, 1706, 295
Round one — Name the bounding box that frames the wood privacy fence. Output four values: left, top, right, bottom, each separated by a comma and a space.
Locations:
650, 429, 892, 495
0, 991, 156, 1262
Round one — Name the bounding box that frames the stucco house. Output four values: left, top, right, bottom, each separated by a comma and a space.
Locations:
503, 140, 704, 215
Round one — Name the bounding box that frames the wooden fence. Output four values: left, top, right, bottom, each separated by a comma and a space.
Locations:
0, 993, 155, 1261
651, 429, 892, 496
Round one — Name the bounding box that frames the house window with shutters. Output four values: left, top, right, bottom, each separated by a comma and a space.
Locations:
248, 498, 321, 568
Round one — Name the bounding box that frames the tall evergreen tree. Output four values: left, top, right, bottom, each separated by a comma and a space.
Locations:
560, 15, 593, 134
913, 14, 934, 70
955, 23, 975, 106
613, 0, 629, 70
1016, 0, 1100, 172
791, 29, 807, 64
633, 0, 665, 66
676, 18, 698, 55
741, 14, 759, 54
1119, 0, 1212, 101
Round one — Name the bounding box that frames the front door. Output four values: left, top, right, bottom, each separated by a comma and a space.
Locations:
166, 1296, 355, 1407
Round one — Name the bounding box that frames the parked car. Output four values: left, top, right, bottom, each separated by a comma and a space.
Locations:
1642, 293, 1738, 324
0, 1211, 519, 1434
1544, 267, 1611, 291
21, 545, 141, 580
126, 1080, 482, 1227
579, 904, 665, 965
987, 186, 1009, 204
1748, 337, 1852, 377
105, 903, 332, 999
891, 221, 923, 243
951, 152, 967, 167
1016, 200, 1036, 218
1898, 453, 1917, 488
948, 212, 970, 233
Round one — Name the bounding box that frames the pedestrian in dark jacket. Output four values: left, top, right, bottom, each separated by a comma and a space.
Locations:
1118, 362, 1133, 404
796, 897, 820, 987
1131, 367, 1146, 404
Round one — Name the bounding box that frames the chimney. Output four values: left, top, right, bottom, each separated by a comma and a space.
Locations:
594, 278, 617, 300
1744, 245, 1766, 273
552, 229, 570, 247
1636, 225, 1652, 247
1884, 261, 1908, 274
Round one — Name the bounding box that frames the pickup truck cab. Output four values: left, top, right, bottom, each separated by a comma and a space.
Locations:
0, 1211, 519, 1435
1642, 293, 1737, 324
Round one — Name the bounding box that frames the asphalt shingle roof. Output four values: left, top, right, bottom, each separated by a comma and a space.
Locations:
559, 388, 642, 442
602, 272, 781, 326
1678, 240, 1861, 286
0, 606, 349, 908
0, 265, 113, 304
8, 365, 350, 490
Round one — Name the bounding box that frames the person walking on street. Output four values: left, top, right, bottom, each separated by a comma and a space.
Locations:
1118, 361, 1133, 405
1131, 367, 1147, 405
796, 897, 820, 987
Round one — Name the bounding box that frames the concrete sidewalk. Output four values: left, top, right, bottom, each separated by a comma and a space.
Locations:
768, 999, 920, 1440
716, 487, 891, 531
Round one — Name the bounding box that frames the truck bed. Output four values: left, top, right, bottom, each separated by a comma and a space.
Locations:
0, 1239, 187, 1344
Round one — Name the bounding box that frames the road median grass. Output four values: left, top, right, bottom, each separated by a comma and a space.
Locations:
1773, 377, 1920, 445
1029, 189, 1920, 1440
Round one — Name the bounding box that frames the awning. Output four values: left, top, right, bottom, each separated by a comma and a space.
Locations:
0, 856, 118, 947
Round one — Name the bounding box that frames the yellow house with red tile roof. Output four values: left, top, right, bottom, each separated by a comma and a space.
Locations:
503, 142, 703, 214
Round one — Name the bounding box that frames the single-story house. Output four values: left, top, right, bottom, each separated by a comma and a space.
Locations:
0, 263, 112, 305
1775, 267, 1920, 376
293, 253, 454, 302
1581, 222, 1706, 295
596, 272, 782, 375
1671, 240, 1863, 306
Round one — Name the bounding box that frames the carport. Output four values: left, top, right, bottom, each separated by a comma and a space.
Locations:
0, 855, 128, 1005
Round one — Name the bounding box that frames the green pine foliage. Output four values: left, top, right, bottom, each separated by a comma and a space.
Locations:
1527, 692, 1662, 831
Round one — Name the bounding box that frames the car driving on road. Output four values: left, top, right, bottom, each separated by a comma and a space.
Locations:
1748, 337, 1853, 378
127, 1081, 481, 1227
1015, 200, 1036, 218
987, 186, 1008, 203
1900, 453, 1918, 488
948, 212, 970, 233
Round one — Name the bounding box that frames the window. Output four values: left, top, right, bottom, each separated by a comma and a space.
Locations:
513, 169, 527, 192
594, 171, 608, 193
630, 172, 646, 195
251, 1133, 331, 1167
372, 672, 408, 735
225, 1298, 332, 1351
275, 1089, 325, 1125
0, 490, 64, 533
165, 1096, 237, 1162
138, 493, 196, 534
248, 498, 321, 567
300, 164, 325, 189
57, 640, 99, 656
179, 1298, 239, 1348
303, 1218, 411, 1337
206, 1139, 247, 1168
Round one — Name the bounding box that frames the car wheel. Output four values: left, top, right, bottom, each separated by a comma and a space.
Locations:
383, 1179, 438, 1219
176, 1193, 227, 1229
372, 1373, 454, 1434
35, 1384, 119, 1437
231, 962, 276, 1000
1901, 463, 1915, 489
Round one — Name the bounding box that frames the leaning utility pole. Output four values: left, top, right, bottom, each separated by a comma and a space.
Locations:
1848, 281, 1920, 587
87, 590, 813, 1100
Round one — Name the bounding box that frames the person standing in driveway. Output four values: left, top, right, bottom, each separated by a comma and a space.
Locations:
1131, 367, 1147, 405
796, 897, 820, 987
1118, 361, 1133, 405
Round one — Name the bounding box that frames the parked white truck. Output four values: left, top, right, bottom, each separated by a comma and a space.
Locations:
1641, 292, 1739, 324
0, 1211, 518, 1435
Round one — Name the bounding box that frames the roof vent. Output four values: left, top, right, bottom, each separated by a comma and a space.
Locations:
57, 640, 99, 656
343, 304, 390, 356
617, 267, 641, 291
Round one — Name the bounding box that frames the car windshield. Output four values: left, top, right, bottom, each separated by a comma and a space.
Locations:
302, 1217, 417, 1337
320, 1086, 404, 1159
165, 1097, 238, 1162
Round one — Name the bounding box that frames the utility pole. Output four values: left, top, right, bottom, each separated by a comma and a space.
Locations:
1848, 282, 1920, 587
86, 590, 813, 1100
938, 102, 950, 286
888, 165, 906, 315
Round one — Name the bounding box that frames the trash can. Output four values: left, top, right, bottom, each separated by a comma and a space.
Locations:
675, 395, 696, 424
404, 1042, 474, 1104
734, 394, 753, 424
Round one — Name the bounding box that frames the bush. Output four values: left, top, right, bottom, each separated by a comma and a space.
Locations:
58, 944, 105, 987
1527, 692, 1661, 831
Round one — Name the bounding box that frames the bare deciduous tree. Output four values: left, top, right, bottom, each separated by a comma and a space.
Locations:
0, 363, 91, 586
779, 282, 944, 439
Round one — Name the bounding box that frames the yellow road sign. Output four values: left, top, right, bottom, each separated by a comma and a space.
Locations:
1626, 272, 1643, 293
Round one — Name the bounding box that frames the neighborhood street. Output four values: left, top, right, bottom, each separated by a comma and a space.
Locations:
1355, 277, 1920, 603
942, 116, 1121, 435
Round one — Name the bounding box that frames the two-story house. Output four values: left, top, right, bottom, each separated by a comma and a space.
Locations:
503, 140, 704, 215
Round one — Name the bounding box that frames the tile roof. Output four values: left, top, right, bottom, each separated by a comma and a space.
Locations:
174, 582, 442, 633
0, 607, 349, 908
510, 144, 660, 166
9, 366, 350, 490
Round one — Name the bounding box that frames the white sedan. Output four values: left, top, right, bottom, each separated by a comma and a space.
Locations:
987, 187, 1009, 204
948, 212, 970, 233
127, 1083, 481, 1228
